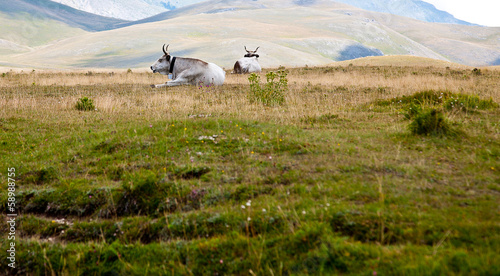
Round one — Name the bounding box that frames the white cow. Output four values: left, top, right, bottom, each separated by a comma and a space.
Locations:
232, 46, 262, 74
150, 44, 225, 88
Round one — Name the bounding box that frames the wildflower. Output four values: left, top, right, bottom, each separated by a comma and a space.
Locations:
302, 210, 306, 215
326, 203, 330, 207
262, 208, 267, 212
220, 259, 223, 264
149, 124, 152, 128
241, 205, 246, 209
247, 217, 251, 221
246, 200, 251, 206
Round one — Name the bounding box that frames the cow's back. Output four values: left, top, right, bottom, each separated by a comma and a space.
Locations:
235, 57, 261, 74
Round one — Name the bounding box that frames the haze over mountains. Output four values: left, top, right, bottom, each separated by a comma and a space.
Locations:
0, 0, 498, 69
48, 0, 475, 25
49, 0, 204, 21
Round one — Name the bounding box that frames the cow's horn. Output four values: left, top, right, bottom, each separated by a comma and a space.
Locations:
244, 46, 249, 52
163, 44, 169, 55
255, 46, 260, 52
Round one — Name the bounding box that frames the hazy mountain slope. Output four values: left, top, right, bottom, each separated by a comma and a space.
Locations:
48, 0, 477, 26
50, 0, 168, 21
50, 0, 209, 20
0, 11, 87, 48
2, 0, 498, 69
334, 0, 474, 25
363, 11, 500, 66
0, 0, 128, 32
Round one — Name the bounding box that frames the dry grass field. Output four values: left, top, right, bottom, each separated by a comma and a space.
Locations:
0, 60, 499, 275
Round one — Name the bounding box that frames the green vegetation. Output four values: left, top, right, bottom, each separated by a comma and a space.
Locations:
0, 66, 499, 275
75, 96, 95, 111
248, 67, 288, 106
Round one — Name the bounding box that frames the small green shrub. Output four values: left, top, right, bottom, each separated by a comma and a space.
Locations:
403, 102, 423, 119
409, 109, 455, 136
75, 97, 95, 111
248, 67, 288, 106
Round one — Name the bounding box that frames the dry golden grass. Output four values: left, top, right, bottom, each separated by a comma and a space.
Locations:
1, 64, 498, 127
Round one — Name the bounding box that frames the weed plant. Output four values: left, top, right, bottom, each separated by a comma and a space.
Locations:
75, 96, 95, 111
408, 109, 454, 136
248, 67, 288, 106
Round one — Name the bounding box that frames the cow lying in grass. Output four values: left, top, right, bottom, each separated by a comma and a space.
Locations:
150, 44, 225, 88
232, 46, 262, 74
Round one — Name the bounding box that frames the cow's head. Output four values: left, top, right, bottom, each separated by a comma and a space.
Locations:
150, 44, 171, 75
244, 46, 260, 58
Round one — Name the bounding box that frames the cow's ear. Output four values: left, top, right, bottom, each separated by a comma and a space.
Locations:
167, 55, 171, 62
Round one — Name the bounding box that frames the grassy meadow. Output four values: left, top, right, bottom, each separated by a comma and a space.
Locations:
0, 62, 499, 275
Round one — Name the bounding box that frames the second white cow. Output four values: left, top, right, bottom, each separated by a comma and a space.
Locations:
150, 44, 225, 88
232, 46, 262, 74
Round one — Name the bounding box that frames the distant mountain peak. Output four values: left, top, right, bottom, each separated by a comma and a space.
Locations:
334, 0, 475, 25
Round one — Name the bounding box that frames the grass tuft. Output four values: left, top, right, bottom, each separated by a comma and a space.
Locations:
75, 96, 95, 111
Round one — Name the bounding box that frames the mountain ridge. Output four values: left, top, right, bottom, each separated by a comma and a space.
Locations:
0, 0, 498, 69
0, 0, 129, 32
47, 0, 477, 26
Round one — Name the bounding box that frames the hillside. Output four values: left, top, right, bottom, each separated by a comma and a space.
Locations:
50, 0, 204, 20
50, 0, 169, 20
2, 0, 498, 69
49, 0, 478, 25
0, 0, 128, 32
335, 0, 474, 25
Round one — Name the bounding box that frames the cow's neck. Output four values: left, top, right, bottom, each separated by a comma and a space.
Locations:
169, 57, 176, 73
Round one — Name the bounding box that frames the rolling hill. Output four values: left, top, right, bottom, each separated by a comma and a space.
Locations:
49, 0, 477, 26
50, 0, 204, 20
0, 0, 129, 32
334, 0, 474, 25
0, 0, 498, 69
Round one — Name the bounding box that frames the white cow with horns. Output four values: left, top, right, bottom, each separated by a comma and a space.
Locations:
232, 46, 262, 74
150, 44, 225, 88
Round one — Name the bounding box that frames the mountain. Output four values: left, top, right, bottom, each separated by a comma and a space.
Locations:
50, 0, 478, 25
49, 0, 168, 21
0, 0, 129, 32
334, 0, 475, 25
50, 0, 206, 20
2, 0, 498, 69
